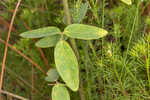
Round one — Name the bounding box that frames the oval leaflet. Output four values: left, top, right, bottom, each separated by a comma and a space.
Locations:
20, 27, 61, 38
45, 68, 59, 82
64, 24, 108, 40
54, 40, 79, 91
35, 35, 60, 48
52, 84, 70, 100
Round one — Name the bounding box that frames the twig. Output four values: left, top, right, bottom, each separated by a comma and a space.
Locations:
1, 90, 29, 100
0, 16, 16, 32
0, 38, 46, 74
0, 0, 21, 98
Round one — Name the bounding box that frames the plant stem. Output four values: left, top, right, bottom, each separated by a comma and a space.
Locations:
100, 0, 106, 98
120, 0, 140, 77
83, 41, 92, 100
63, 0, 79, 59
62, 0, 86, 100
113, 23, 127, 96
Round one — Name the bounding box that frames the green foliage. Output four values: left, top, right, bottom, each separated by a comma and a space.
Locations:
1, 0, 150, 100
45, 68, 59, 82
121, 0, 132, 5
20, 27, 61, 38
63, 1, 89, 24
64, 24, 108, 40
35, 35, 61, 48
52, 84, 70, 100
19, 20, 107, 98
54, 40, 79, 91
71, 1, 88, 23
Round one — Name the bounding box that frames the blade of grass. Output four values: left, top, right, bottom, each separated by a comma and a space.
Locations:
120, 1, 140, 77
83, 41, 92, 100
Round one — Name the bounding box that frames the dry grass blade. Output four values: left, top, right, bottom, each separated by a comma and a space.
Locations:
0, 0, 21, 98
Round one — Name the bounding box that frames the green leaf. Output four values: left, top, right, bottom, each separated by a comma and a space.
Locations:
63, 2, 88, 24
72, 2, 88, 23
35, 35, 60, 48
121, 0, 132, 5
20, 27, 61, 38
64, 24, 108, 40
45, 68, 59, 82
54, 40, 79, 91
52, 84, 70, 100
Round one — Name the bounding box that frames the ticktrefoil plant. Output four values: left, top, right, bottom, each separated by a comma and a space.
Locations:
20, 24, 108, 100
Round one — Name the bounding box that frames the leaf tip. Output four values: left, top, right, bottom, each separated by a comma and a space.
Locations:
121, 0, 132, 5
99, 29, 108, 38
19, 33, 25, 38
72, 86, 79, 91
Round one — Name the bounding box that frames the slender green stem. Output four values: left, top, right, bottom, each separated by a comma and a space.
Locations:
100, 0, 106, 97
120, 1, 140, 78
88, 41, 98, 59
63, 0, 79, 59
102, 0, 105, 28
83, 41, 92, 100
119, 1, 149, 96
89, 0, 106, 98
113, 25, 127, 96
63, 0, 71, 25
63, 0, 85, 100
88, 41, 104, 99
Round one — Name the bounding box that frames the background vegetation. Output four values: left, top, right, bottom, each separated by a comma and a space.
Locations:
0, 0, 150, 100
